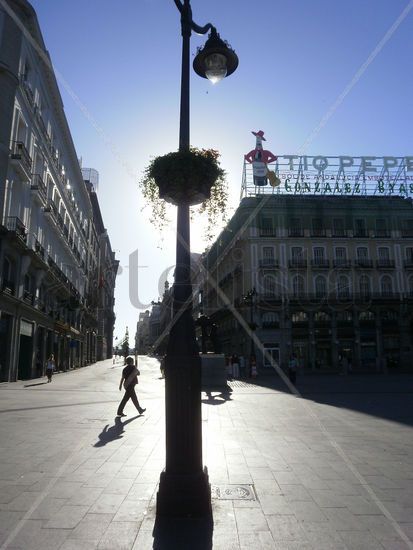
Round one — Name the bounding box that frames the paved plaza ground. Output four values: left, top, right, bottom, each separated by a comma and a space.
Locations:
0, 356, 412, 549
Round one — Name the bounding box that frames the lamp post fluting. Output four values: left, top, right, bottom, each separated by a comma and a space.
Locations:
156, 0, 238, 518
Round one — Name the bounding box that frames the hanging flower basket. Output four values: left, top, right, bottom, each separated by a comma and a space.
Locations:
145, 148, 224, 206
139, 148, 228, 241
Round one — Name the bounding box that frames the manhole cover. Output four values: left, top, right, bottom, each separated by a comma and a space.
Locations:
211, 484, 256, 500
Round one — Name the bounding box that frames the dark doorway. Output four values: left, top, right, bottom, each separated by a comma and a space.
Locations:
0, 313, 13, 381
18, 334, 33, 380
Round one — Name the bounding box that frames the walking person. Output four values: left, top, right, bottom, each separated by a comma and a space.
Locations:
231, 353, 240, 379
45, 354, 55, 383
117, 356, 146, 417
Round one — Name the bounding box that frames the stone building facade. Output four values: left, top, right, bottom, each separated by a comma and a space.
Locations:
197, 195, 413, 372
0, 0, 117, 380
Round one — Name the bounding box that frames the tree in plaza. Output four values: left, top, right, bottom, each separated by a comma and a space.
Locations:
122, 326, 129, 364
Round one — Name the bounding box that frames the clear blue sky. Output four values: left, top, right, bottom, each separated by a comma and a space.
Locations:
29, 0, 413, 342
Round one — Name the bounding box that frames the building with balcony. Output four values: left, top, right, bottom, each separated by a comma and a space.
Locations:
197, 194, 413, 373
0, 0, 117, 380
83, 169, 118, 361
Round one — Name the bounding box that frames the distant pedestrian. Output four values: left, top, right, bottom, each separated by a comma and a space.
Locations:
226, 356, 233, 380
46, 354, 55, 383
231, 354, 240, 379
117, 356, 146, 417
288, 354, 298, 384
160, 355, 165, 379
250, 355, 257, 378
239, 355, 246, 378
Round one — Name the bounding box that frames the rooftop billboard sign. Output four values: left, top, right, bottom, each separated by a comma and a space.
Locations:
242, 131, 413, 198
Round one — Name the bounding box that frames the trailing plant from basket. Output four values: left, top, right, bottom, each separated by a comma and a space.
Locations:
139, 147, 228, 241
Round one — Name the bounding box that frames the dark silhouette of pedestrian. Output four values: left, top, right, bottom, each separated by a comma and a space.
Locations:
46, 354, 55, 383
117, 356, 146, 417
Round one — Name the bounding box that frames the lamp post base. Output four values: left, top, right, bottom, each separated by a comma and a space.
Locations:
156, 467, 212, 518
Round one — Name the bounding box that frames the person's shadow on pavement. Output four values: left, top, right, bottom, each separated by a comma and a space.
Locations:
93, 415, 140, 447
202, 387, 232, 405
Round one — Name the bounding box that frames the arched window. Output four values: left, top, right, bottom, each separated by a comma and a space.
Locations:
262, 312, 279, 328
263, 275, 276, 296
292, 311, 308, 323
2, 257, 15, 294
359, 310, 374, 321
315, 276, 327, 298
380, 275, 393, 297
337, 275, 350, 298
359, 275, 371, 297
314, 311, 330, 323
292, 275, 304, 297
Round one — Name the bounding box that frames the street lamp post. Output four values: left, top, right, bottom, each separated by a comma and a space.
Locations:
156, 0, 238, 518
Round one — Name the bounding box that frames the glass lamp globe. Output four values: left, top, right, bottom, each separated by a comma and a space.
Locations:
204, 53, 227, 84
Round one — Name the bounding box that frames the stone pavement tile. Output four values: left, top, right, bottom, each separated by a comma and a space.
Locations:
289, 500, 327, 522
211, 527, 240, 550
2, 491, 41, 512
273, 472, 301, 485
127, 482, 158, 501
112, 497, 150, 522
131, 528, 154, 550
95, 461, 124, 476
364, 475, 404, 489
0, 485, 28, 504
82, 474, 116, 489
326, 479, 362, 495
116, 466, 141, 480
382, 542, 413, 550
5, 519, 69, 550
279, 484, 312, 502
299, 475, 331, 490
259, 494, 293, 515
134, 468, 161, 483
67, 487, 104, 507
359, 515, 412, 543
88, 493, 125, 514
322, 507, 365, 531
76, 458, 107, 471
232, 497, 262, 509
60, 540, 98, 550
228, 474, 253, 485
238, 531, 276, 549
244, 456, 268, 468
340, 494, 382, 515
338, 529, 387, 549
234, 506, 270, 533
380, 502, 413, 522
29, 496, 67, 519
0, 511, 25, 546
307, 489, 346, 508
271, 543, 314, 549
254, 479, 283, 497
61, 469, 96, 484
48, 481, 84, 499
67, 512, 113, 542
98, 520, 140, 550
45, 504, 90, 529
212, 500, 236, 529
304, 524, 348, 550
249, 467, 276, 481
266, 514, 309, 542
101, 478, 133, 495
